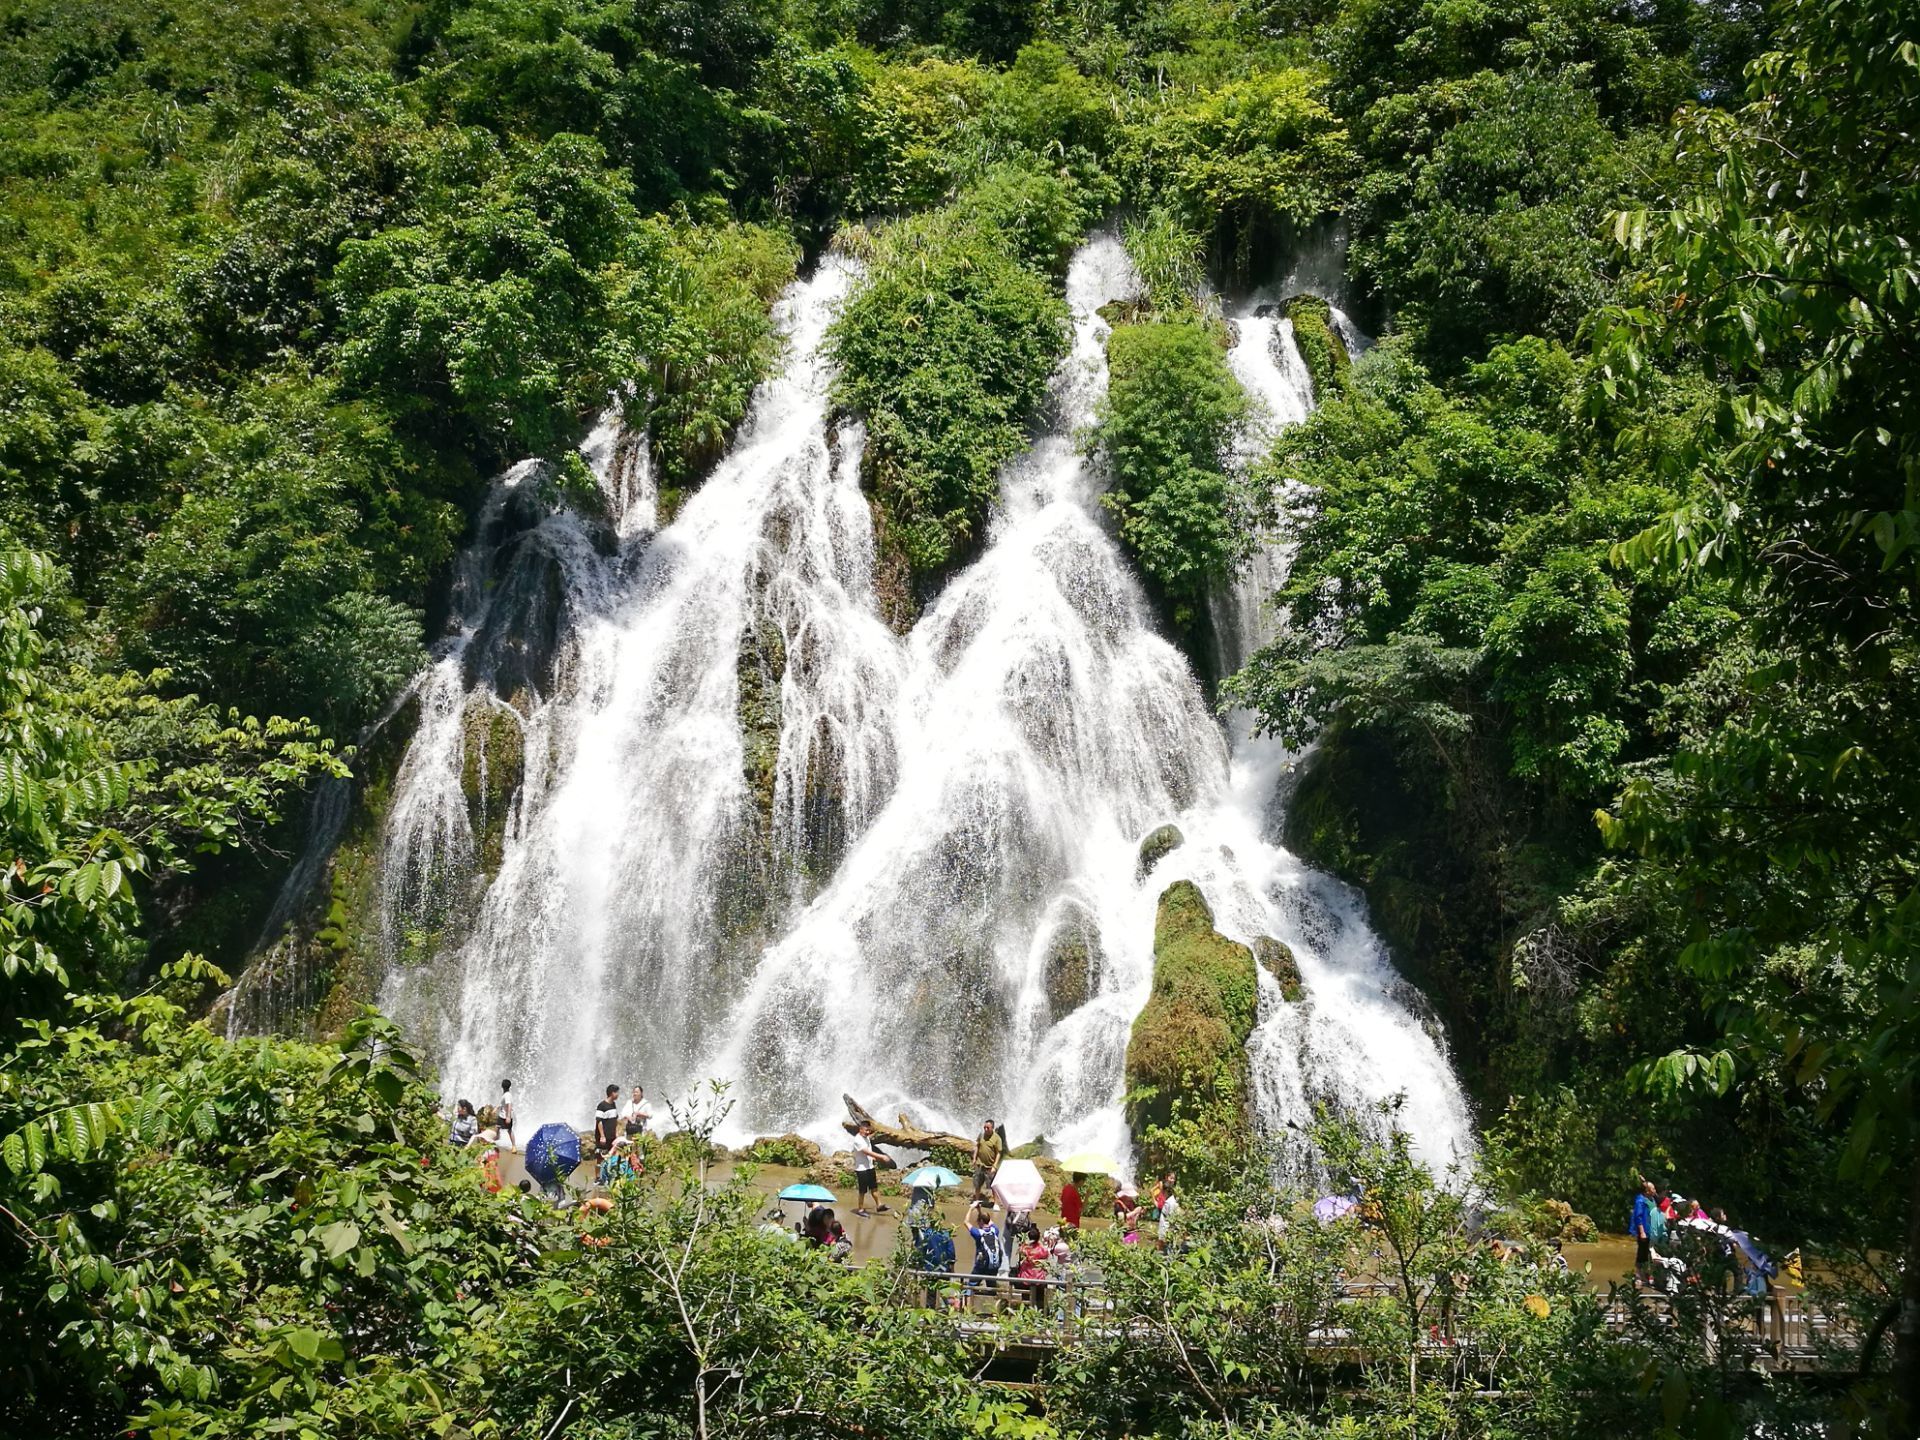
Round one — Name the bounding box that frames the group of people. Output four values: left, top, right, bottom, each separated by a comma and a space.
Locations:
1629, 1177, 1783, 1298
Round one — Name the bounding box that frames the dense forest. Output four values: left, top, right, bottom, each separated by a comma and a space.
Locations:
2, 0, 1917, 1435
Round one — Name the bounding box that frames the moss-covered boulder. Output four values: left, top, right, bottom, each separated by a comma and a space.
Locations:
1286, 294, 1350, 401
1040, 902, 1102, 1019
1136, 823, 1184, 880
461, 696, 525, 876
1124, 881, 1259, 1146
1253, 935, 1305, 1003
737, 617, 787, 827
742, 1133, 822, 1168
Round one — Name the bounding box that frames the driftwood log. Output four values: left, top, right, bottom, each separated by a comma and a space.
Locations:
839, 1094, 978, 1161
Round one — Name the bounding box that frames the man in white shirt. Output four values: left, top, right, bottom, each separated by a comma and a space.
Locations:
621, 1084, 651, 1139
849, 1121, 890, 1218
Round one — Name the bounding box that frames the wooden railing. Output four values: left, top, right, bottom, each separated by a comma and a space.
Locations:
869, 1267, 1864, 1376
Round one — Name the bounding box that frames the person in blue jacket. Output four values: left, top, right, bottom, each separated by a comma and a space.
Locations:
1631, 1178, 1657, 1286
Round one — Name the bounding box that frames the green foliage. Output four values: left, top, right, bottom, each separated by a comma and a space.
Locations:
1284, 293, 1348, 398
1584, 14, 1920, 1371
0, 999, 527, 1439
829, 169, 1075, 572
1, 548, 341, 1013
1120, 66, 1356, 273
1094, 316, 1251, 633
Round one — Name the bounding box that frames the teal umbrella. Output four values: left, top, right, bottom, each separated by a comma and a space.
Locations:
902, 1165, 962, 1189
776, 1180, 836, 1222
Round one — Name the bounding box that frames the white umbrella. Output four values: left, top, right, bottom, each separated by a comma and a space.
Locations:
991, 1158, 1044, 1213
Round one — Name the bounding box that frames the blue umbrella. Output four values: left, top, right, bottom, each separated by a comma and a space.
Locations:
902, 1165, 962, 1189
778, 1182, 837, 1203
525, 1123, 582, 1187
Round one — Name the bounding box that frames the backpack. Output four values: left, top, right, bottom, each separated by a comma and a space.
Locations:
973, 1225, 1003, 1271
918, 1227, 956, 1273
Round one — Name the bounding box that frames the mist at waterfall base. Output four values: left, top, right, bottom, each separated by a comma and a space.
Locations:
351, 235, 1473, 1180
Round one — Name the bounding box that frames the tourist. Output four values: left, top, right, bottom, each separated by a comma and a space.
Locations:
1015, 1221, 1051, 1304
621, 1084, 651, 1140
1114, 1185, 1144, 1243
971, 1118, 1003, 1199
597, 1135, 640, 1187
801, 1206, 833, 1247
914, 1216, 956, 1274
497, 1079, 516, 1147
593, 1084, 621, 1152
1156, 1177, 1181, 1246
1630, 1178, 1657, 1286
449, 1098, 478, 1147
476, 1128, 502, 1194
1060, 1172, 1083, 1233
827, 1216, 853, 1262
965, 1198, 1005, 1301
850, 1120, 891, 1218
1152, 1171, 1175, 1217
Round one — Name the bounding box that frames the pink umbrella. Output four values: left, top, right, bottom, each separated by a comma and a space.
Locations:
991, 1158, 1045, 1213
1313, 1194, 1358, 1222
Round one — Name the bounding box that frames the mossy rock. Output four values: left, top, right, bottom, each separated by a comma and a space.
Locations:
742, 1133, 822, 1168
1124, 881, 1258, 1143
737, 617, 787, 829
461, 697, 525, 876
864, 492, 920, 636
1040, 903, 1101, 1020
1253, 935, 1305, 1003
1285, 294, 1350, 401
1136, 823, 1184, 880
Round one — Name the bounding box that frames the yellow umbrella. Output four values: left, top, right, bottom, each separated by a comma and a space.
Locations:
1056, 1151, 1121, 1176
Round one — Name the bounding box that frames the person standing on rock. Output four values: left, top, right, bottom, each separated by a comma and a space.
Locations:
622, 1084, 651, 1140
850, 1121, 890, 1218
971, 1118, 1003, 1200
594, 1083, 621, 1153
497, 1079, 515, 1148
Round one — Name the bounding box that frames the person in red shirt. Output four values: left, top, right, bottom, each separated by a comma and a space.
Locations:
1060, 1174, 1084, 1233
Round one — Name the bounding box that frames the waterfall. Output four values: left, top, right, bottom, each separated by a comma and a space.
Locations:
1202, 288, 1474, 1179
363, 235, 1473, 1177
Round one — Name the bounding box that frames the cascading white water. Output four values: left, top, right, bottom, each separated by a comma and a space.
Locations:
1202, 290, 1474, 1178
366, 235, 1473, 1176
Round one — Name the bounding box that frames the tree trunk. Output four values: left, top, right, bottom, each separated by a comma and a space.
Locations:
840, 1093, 975, 1158
1894, 1153, 1920, 1439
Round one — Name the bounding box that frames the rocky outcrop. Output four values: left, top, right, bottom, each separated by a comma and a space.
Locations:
1285, 294, 1350, 402
742, 1133, 823, 1168
737, 617, 787, 827
461, 696, 525, 877
1123, 881, 1259, 1154
1136, 823, 1184, 880
1040, 901, 1102, 1020
1253, 934, 1305, 1003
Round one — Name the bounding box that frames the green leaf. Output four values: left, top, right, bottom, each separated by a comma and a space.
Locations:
319, 1220, 361, 1261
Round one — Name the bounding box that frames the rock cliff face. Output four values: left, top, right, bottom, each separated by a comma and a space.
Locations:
1123, 880, 1259, 1156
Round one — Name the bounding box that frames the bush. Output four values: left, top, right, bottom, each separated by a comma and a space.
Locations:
828, 168, 1074, 573
1093, 317, 1251, 633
